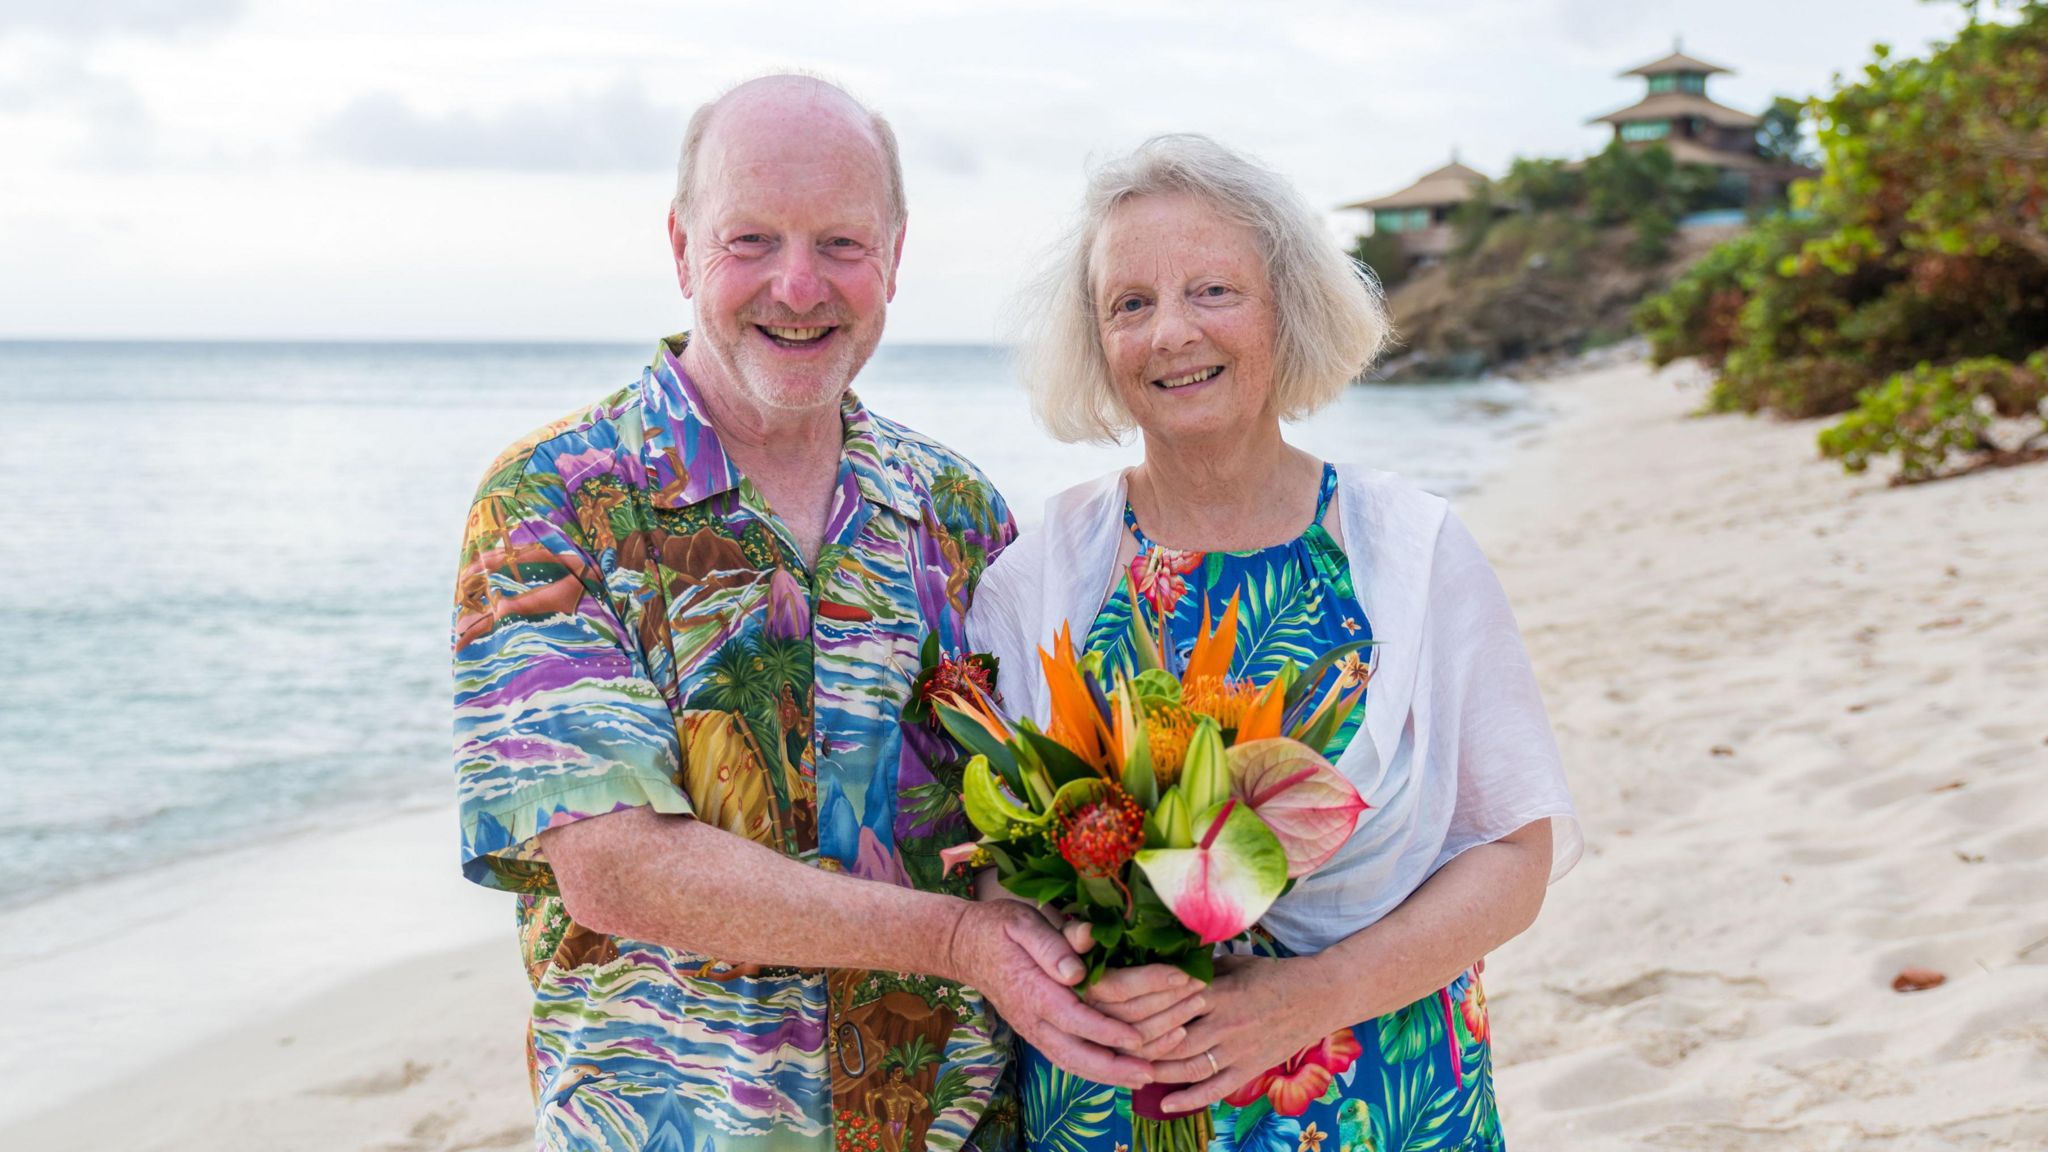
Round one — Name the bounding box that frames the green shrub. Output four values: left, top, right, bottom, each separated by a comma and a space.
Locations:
1635, 4, 2048, 477
1818, 353, 2048, 481
1348, 230, 1411, 291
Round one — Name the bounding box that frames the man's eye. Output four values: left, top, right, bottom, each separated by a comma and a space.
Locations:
733, 234, 770, 246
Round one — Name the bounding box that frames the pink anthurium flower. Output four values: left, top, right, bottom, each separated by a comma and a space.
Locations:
1132, 798, 1288, 944
1225, 738, 1369, 878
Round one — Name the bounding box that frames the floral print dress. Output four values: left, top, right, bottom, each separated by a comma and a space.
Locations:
1019, 463, 1503, 1152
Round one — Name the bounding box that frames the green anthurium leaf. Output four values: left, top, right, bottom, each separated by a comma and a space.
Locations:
1179, 716, 1232, 814
963, 755, 1045, 838
919, 630, 939, 667
1226, 737, 1370, 878
1132, 798, 1289, 945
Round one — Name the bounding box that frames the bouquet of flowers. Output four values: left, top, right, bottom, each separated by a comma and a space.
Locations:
918, 590, 1372, 1152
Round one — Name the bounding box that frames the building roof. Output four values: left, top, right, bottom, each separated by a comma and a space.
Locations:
1589, 91, 1760, 129
1661, 137, 1764, 170
1340, 160, 1488, 212
1622, 50, 1731, 78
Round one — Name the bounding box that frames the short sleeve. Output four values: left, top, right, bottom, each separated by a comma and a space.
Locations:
452, 481, 690, 894
1426, 511, 1582, 883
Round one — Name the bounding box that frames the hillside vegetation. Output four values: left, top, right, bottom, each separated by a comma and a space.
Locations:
1637, 1, 2048, 481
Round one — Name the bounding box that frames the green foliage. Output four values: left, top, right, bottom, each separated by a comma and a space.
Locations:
1499, 156, 1585, 212
1636, 214, 1821, 367
1817, 353, 2048, 480
1634, 7, 2048, 442
1446, 180, 1500, 259
884, 1034, 942, 1078
1346, 229, 1410, 291
1582, 140, 1720, 264
1755, 95, 1817, 167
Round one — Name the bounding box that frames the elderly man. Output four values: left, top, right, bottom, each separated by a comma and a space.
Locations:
452, 76, 1158, 1150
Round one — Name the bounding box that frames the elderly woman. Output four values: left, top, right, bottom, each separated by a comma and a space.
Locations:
966, 134, 1580, 1150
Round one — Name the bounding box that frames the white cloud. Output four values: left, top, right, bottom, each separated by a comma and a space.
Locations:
316, 84, 682, 172
0, 0, 1974, 341
0, 0, 241, 38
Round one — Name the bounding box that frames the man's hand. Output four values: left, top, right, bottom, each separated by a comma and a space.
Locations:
946, 901, 1156, 1088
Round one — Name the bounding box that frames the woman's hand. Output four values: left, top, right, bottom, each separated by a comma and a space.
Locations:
1140, 954, 1347, 1113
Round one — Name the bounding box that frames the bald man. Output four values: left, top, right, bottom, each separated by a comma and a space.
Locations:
451, 76, 1167, 1151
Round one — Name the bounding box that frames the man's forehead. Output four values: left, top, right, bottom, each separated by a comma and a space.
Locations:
699, 80, 886, 170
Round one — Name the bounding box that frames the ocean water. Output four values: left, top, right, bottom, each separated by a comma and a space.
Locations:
0, 340, 1541, 911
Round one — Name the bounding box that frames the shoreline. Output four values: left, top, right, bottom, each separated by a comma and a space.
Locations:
6, 351, 2043, 1149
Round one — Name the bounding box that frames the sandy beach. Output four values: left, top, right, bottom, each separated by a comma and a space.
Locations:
6, 353, 2043, 1150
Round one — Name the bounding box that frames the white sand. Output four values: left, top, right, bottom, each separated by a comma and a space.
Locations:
1472, 360, 2048, 1150
5, 354, 2043, 1149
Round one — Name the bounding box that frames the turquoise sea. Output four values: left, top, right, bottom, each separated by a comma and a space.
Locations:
0, 340, 1541, 910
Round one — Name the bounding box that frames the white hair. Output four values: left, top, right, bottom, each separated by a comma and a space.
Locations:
672, 72, 906, 236
1017, 133, 1392, 445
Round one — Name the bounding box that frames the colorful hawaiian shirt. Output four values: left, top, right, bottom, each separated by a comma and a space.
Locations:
454, 335, 1021, 1152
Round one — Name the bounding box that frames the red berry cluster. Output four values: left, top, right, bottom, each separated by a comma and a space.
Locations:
1057, 789, 1145, 878
917, 655, 995, 719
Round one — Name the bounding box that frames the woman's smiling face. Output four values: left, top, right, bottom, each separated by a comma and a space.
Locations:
1091, 192, 1280, 448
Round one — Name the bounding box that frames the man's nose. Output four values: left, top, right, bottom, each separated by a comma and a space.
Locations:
769, 247, 832, 315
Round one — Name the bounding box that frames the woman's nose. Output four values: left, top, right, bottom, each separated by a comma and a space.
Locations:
1151, 296, 1202, 352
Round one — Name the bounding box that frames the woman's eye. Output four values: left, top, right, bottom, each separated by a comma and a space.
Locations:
1116, 297, 1145, 314
1200, 284, 1229, 297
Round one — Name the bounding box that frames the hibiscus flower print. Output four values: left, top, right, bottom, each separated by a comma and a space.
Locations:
1129, 544, 1201, 617
1223, 1028, 1364, 1117
1460, 970, 1491, 1046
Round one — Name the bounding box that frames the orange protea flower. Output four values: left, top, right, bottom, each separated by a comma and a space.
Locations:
1181, 675, 1261, 731
1142, 700, 1196, 786
1057, 788, 1145, 878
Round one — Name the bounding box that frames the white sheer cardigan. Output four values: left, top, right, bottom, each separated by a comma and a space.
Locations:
964, 464, 1581, 955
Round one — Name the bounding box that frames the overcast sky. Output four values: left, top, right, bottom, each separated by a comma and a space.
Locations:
0, 0, 1970, 343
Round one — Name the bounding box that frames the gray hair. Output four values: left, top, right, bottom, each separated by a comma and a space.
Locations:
672, 72, 907, 236
1017, 133, 1392, 444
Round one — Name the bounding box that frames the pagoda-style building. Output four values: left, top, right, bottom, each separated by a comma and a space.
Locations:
1339, 158, 1488, 267
1589, 45, 1808, 206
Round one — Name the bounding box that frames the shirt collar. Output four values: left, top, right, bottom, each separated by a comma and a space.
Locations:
641, 333, 921, 521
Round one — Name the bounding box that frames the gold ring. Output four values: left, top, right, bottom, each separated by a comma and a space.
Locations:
1205, 1051, 1220, 1077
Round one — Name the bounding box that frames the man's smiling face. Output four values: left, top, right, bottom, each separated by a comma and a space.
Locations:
673, 79, 904, 415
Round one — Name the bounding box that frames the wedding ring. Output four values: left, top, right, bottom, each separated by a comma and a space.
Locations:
1205, 1051, 1220, 1077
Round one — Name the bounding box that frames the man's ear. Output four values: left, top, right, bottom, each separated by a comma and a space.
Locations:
885, 215, 908, 303
668, 207, 693, 299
